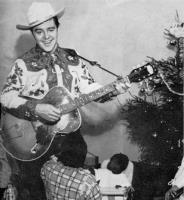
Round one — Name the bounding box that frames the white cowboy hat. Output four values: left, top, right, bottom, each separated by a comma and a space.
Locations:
16, 2, 65, 30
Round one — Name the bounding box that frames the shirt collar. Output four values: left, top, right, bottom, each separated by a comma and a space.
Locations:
33, 44, 61, 69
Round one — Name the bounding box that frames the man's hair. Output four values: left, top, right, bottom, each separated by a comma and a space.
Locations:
107, 153, 129, 174
56, 132, 87, 168
53, 16, 60, 28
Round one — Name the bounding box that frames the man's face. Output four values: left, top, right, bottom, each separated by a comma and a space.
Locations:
32, 18, 58, 52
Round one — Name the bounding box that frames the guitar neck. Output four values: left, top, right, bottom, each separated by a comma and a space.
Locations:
74, 77, 129, 108
177, 38, 184, 67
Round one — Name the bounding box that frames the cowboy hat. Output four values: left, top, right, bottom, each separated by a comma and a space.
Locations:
16, 2, 65, 30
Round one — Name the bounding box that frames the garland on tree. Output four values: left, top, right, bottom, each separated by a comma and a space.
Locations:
122, 11, 183, 168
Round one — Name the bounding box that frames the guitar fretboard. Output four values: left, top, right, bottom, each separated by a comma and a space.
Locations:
59, 79, 126, 114
74, 81, 118, 108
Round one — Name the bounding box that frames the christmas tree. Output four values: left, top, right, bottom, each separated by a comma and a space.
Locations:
122, 11, 183, 168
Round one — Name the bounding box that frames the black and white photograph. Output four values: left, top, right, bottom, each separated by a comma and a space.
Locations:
0, 0, 183, 199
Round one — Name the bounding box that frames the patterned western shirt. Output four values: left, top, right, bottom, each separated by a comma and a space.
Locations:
40, 159, 102, 200
0, 45, 101, 120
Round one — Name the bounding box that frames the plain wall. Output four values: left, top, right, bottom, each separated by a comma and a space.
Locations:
0, 0, 183, 162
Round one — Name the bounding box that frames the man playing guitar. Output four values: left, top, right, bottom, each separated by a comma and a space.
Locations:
0, 2, 130, 160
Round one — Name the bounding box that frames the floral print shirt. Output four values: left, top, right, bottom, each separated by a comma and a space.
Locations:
0, 45, 101, 120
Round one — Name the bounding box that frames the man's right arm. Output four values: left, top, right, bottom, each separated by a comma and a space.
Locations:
1, 59, 37, 120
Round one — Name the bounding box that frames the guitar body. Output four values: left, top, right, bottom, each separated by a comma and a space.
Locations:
1, 86, 81, 161
1, 113, 43, 161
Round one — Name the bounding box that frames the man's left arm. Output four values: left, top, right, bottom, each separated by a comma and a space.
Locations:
77, 61, 130, 103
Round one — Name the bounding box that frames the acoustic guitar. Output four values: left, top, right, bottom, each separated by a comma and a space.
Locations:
0, 63, 157, 161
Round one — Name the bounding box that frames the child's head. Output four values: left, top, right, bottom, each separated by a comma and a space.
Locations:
107, 153, 129, 174
56, 132, 87, 168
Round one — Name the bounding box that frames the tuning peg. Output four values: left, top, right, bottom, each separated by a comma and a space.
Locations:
169, 40, 177, 46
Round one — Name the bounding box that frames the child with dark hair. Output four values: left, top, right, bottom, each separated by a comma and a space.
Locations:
41, 132, 102, 200
107, 153, 129, 174
102, 153, 133, 184
56, 132, 87, 168
102, 153, 161, 200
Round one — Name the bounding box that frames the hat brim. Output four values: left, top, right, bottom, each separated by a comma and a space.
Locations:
16, 8, 65, 30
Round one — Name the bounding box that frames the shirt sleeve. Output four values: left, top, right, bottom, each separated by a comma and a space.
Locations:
40, 160, 53, 182
79, 173, 102, 200
40, 166, 46, 182
1, 59, 37, 120
77, 61, 114, 103
88, 181, 102, 200
77, 61, 102, 93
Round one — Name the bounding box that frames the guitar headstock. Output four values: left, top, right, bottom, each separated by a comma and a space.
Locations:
128, 63, 158, 83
